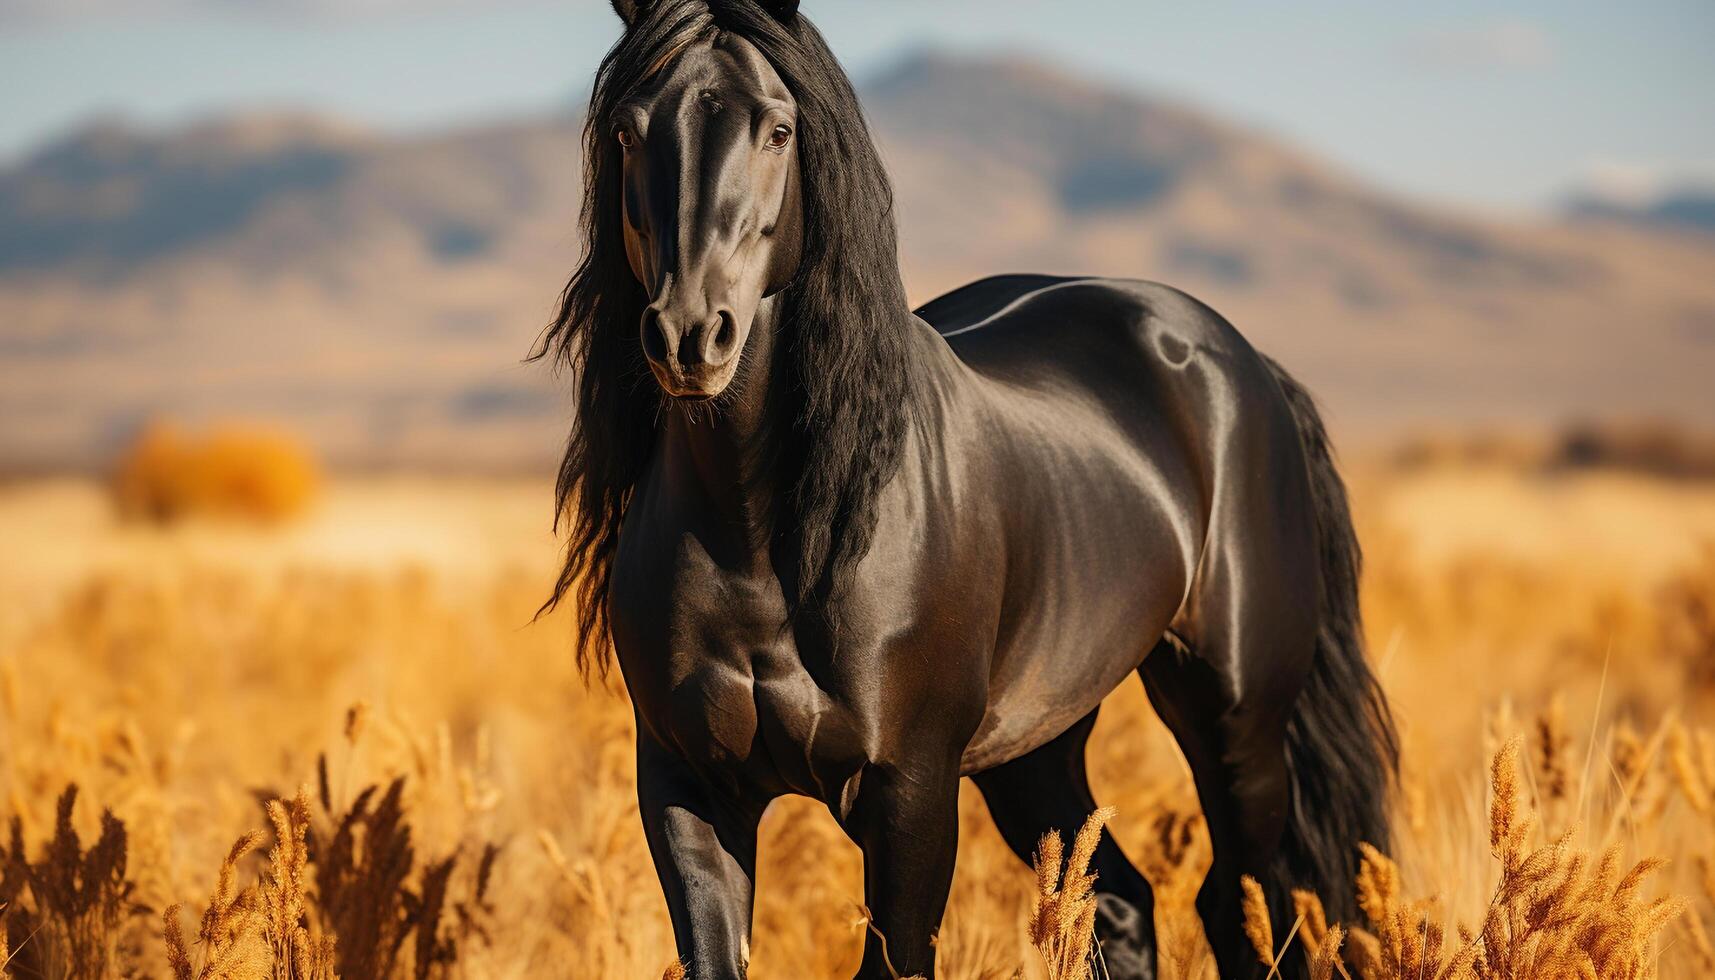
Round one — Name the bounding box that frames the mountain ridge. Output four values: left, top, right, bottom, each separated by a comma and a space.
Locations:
2, 51, 1712, 471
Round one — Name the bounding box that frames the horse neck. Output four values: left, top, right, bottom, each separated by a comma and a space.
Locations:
659, 294, 787, 563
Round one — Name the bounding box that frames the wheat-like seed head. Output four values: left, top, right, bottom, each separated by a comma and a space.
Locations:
1355, 842, 1401, 934
1066, 806, 1113, 887
1240, 875, 1273, 967
1536, 694, 1572, 806
1490, 735, 1530, 867
1310, 922, 1344, 980
1613, 721, 1644, 779
1670, 722, 1711, 814
1033, 831, 1063, 904
1614, 856, 1667, 907
344, 699, 370, 746
163, 905, 193, 980
1695, 729, 1715, 793
1292, 887, 1329, 957
1343, 927, 1383, 978
263, 794, 311, 939
199, 830, 263, 950
1439, 929, 1480, 980
1025, 808, 1114, 980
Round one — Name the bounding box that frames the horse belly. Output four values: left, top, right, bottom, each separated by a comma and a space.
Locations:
961, 594, 1176, 773
961, 439, 1193, 773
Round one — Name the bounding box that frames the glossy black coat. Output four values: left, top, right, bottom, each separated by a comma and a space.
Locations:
560, 5, 1396, 979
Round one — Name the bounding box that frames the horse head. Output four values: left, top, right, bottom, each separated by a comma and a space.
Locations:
607, 0, 805, 400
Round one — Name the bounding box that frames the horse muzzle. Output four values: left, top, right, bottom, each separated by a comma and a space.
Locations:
641, 305, 743, 399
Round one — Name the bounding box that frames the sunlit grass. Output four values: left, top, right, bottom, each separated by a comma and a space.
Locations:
0, 465, 1711, 977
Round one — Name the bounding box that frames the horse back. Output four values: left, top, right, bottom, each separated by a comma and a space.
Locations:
914, 274, 1083, 336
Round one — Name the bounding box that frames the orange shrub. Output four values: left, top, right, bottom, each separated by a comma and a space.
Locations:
112, 421, 321, 523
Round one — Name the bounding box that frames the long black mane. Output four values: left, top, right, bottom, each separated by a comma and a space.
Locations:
531, 0, 916, 674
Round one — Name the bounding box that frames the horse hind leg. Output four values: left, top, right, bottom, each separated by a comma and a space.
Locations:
972, 708, 1158, 980
1139, 633, 1306, 980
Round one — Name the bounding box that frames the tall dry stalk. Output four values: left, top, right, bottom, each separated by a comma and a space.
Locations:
163, 832, 268, 980
0, 785, 143, 980
262, 791, 338, 980
1609, 719, 1671, 830
1239, 874, 1307, 978
1532, 694, 1573, 829
1348, 843, 1450, 978
163, 792, 338, 980
1309, 923, 1345, 980
1239, 875, 1273, 967
1261, 730, 1687, 980
162, 746, 498, 980
1341, 735, 1683, 979
1025, 807, 1114, 980
1660, 719, 1715, 969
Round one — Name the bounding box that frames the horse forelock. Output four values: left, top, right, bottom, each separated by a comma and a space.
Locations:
532, 0, 918, 673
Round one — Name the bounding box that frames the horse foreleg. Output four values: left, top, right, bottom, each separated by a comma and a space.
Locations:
637, 731, 765, 980
840, 759, 961, 980
973, 707, 1158, 980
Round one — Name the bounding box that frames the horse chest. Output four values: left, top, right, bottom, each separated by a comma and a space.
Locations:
611, 533, 870, 797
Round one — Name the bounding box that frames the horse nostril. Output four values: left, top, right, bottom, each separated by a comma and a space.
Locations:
703, 311, 738, 366
641, 309, 669, 363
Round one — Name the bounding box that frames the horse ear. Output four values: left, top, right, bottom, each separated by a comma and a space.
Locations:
610, 0, 652, 27
758, 0, 800, 22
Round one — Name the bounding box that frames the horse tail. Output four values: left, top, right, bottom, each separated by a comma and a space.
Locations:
1264, 356, 1399, 927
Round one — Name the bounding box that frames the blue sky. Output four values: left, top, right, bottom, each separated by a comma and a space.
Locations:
2, 0, 1711, 212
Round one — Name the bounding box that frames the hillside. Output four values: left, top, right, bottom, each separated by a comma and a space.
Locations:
2, 52, 1712, 470
1565, 185, 1715, 239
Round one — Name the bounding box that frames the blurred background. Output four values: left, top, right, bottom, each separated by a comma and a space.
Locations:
3, 0, 1714, 472
3, 3, 1715, 977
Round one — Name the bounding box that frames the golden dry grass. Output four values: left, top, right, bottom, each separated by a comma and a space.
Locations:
1024, 807, 1113, 980
0, 461, 1712, 978
1249, 733, 1688, 979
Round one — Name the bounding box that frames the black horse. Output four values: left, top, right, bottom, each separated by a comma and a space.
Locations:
534, 2, 1398, 977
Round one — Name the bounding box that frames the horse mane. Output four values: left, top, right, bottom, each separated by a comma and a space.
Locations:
531, 0, 917, 675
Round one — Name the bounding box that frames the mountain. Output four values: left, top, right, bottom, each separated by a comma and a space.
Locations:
2, 52, 1713, 471
1565, 186, 1715, 239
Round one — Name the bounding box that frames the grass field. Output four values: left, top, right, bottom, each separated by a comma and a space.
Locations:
2, 462, 1714, 978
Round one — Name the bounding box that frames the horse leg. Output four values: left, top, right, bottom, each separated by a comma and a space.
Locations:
972, 708, 1158, 980
840, 757, 962, 979
1140, 636, 1303, 980
636, 731, 765, 980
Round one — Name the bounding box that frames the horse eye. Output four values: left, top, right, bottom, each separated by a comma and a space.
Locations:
766, 125, 792, 150
615, 128, 635, 150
